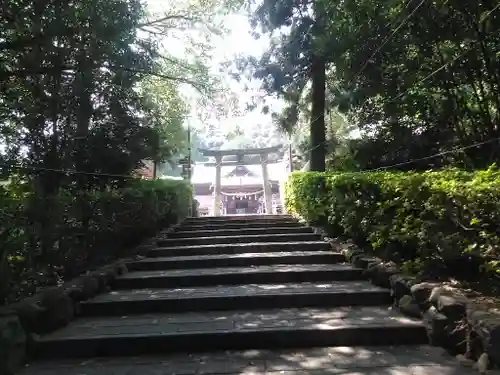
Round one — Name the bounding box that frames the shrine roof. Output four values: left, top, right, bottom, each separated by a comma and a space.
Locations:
191, 163, 287, 186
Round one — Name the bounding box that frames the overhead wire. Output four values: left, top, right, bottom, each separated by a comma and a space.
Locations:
346, 0, 426, 87
302, 0, 429, 155
0, 162, 143, 179
389, 4, 500, 104
299, 1, 500, 168
366, 136, 500, 172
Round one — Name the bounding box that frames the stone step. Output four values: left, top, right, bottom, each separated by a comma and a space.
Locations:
166, 226, 314, 238
18, 345, 466, 375
179, 221, 302, 231
113, 264, 363, 289
157, 233, 322, 247
82, 281, 392, 316
33, 307, 427, 359
148, 241, 330, 258
127, 251, 345, 271
183, 214, 293, 223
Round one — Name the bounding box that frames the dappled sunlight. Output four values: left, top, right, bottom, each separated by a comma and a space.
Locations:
119, 264, 353, 279
16, 214, 476, 374
157, 231, 321, 247
91, 280, 385, 304
230, 307, 422, 331
163, 225, 314, 238
19, 346, 475, 374
132, 250, 337, 265
149, 240, 332, 259
89, 281, 388, 310
156, 240, 326, 250
40, 306, 422, 341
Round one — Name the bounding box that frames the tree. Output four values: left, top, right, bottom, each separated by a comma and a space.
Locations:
0, 0, 248, 184
0, 0, 250, 302
140, 0, 247, 106
0, 0, 161, 187
243, 0, 500, 171
319, 0, 500, 170
138, 75, 189, 178
239, 0, 328, 170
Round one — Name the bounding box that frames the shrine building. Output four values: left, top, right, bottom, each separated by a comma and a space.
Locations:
191, 146, 286, 216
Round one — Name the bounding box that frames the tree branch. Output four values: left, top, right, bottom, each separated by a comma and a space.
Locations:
138, 14, 201, 28
0, 62, 207, 94
114, 66, 206, 93
157, 53, 201, 73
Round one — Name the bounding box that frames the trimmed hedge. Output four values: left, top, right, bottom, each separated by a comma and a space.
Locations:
285, 167, 500, 279
0, 179, 192, 304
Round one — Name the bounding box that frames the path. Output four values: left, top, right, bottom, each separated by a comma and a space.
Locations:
20, 215, 476, 374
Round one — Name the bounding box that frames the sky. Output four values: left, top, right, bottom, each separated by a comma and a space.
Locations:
144, 0, 285, 136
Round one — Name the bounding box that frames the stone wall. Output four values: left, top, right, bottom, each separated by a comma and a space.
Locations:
270, 213, 500, 372
337, 237, 499, 372
0, 223, 180, 375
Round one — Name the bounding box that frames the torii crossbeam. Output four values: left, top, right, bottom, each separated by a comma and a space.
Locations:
198, 145, 282, 216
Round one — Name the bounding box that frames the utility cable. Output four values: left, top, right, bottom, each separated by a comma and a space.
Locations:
301, 2, 500, 156
0, 162, 144, 179
347, 0, 427, 87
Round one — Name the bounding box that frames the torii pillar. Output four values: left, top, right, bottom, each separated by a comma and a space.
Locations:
260, 152, 273, 214
198, 145, 283, 216
213, 155, 222, 216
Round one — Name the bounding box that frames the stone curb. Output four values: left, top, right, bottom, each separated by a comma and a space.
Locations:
334, 241, 500, 373
250, 214, 499, 373
0, 219, 181, 375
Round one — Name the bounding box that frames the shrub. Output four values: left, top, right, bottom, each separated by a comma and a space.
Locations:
285, 166, 500, 279
0, 179, 192, 304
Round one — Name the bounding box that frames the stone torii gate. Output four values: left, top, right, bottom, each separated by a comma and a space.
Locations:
199, 145, 282, 216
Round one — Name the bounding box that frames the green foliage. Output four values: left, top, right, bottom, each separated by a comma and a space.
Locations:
138, 76, 189, 166
241, 0, 500, 171
322, 0, 500, 170
241, 0, 328, 170
0, 0, 241, 305
0, 179, 192, 305
285, 172, 331, 225
286, 167, 500, 279
0, 0, 180, 197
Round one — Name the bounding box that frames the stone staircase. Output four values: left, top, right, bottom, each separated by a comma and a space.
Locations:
19, 214, 472, 375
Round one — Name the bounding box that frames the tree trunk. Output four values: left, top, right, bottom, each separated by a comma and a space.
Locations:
75, 30, 95, 259
309, 54, 326, 171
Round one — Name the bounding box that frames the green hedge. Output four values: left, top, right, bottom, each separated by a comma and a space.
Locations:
0, 179, 192, 304
285, 167, 500, 279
